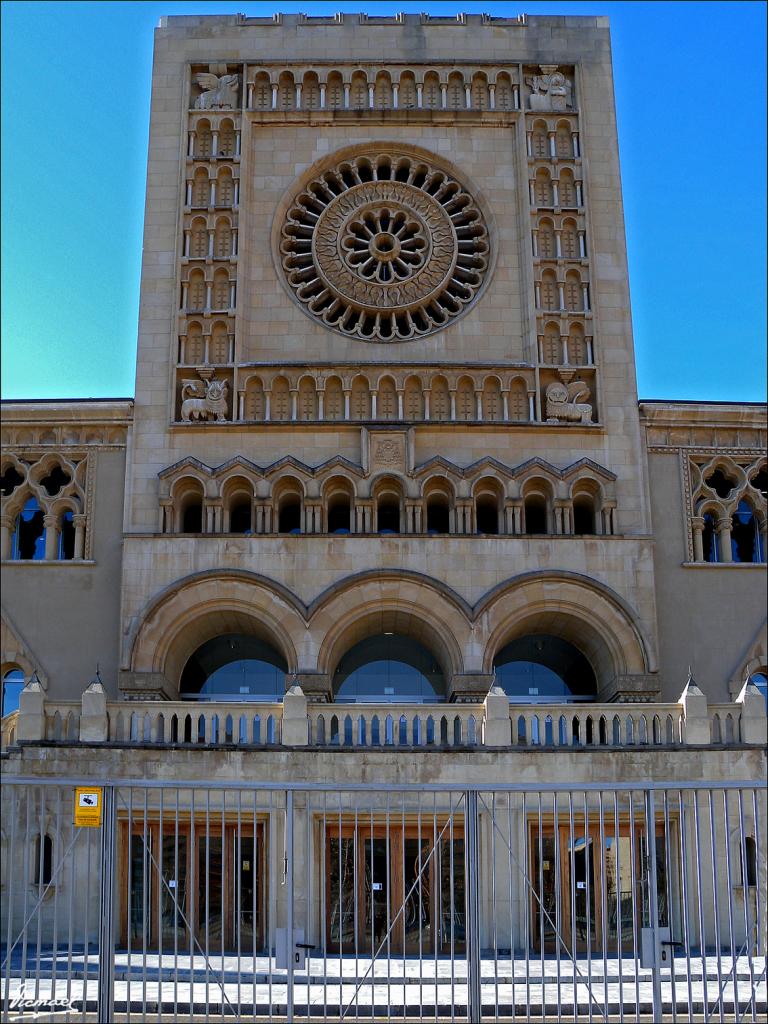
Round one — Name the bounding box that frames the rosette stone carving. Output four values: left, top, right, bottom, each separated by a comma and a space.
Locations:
279, 151, 490, 341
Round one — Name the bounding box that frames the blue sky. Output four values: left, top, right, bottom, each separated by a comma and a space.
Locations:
1, 0, 765, 402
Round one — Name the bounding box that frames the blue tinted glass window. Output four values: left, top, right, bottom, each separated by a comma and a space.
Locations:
334, 635, 445, 703
494, 634, 596, 702
2, 668, 25, 717
180, 634, 286, 701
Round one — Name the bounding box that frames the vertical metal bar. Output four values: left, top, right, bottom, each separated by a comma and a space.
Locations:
173, 787, 180, 1024
157, 786, 163, 1024
417, 789, 423, 1023
33, 789, 44, 1003
353, 795, 359, 1024
322, 790, 328, 1024
220, 790, 226, 1015
307, 790, 314, 1024
568, 792, 576, 1024
613, 791, 624, 1024
583, 791, 592, 1024
141, 788, 148, 1023
204, 788, 210, 1024
267, 789, 274, 1024
598, 791, 608, 1020
505, 793, 514, 1024
236, 790, 242, 1021
737, 789, 757, 1021
286, 789, 295, 1024
464, 789, 481, 1024
449, 793, 456, 1024
97, 785, 116, 1024
662, 790, 677, 1022
83, 801, 93, 1019
433, 791, 439, 1023
2, 786, 18, 1023
707, 789, 725, 1023
537, 792, 544, 1023
126, 787, 133, 1024
750, 787, 763, 956
385, 791, 391, 1024
523, 792, 530, 1024
19, 791, 30, 1009
188, 787, 195, 1024
691, 790, 709, 1018
676, 790, 693, 1022
644, 789, 662, 1023
51, 789, 63, 1013
627, 791, 639, 1022
722, 790, 739, 1017
370, 799, 375, 1024
552, 791, 562, 1024
257, 786, 264, 1019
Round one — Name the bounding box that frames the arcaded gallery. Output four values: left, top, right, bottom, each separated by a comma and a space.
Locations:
1, 11, 765, 1023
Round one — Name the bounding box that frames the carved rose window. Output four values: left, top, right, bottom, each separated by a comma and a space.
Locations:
279, 151, 490, 341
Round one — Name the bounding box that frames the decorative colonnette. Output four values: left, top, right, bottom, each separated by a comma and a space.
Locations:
156, 452, 618, 537
687, 454, 767, 564
171, 365, 598, 426
0, 453, 90, 561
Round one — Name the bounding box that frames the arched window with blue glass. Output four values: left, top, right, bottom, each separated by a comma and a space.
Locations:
58, 510, 76, 560
1, 667, 25, 718
731, 500, 763, 563
12, 498, 46, 560
493, 634, 597, 703
179, 634, 287, 701
333, 634, 446, 703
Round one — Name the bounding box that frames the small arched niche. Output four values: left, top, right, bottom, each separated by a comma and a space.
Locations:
333, 634, 446, 704
180, 633, 287, 701
493, 634, 597, 703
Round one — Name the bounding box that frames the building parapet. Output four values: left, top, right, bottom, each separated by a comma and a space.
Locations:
4, 682, 764, 752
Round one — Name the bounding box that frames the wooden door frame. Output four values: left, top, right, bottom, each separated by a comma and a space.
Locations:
323, 819, 464, 954
118, 817, 266, 952
529, 818, 669, 953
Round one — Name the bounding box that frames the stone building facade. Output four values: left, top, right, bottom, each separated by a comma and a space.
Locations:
1, 12, 766, 971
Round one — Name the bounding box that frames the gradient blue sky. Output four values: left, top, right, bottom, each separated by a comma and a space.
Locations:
1, 1, 766, 401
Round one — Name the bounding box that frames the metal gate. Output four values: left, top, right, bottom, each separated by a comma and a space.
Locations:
1, 779, 766, 1022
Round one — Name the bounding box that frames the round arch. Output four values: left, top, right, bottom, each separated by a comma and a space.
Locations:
127, 572, 306, 693
479, 573, 654, 692
311, 574, 469, 683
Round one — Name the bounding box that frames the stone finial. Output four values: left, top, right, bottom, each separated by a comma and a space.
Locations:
17, 672, 46, 742
679, 668, 710, 745
483, 683, 511, 746
282, 682, 309, 746
80, 668, 108, 743
735, 680, 768, 745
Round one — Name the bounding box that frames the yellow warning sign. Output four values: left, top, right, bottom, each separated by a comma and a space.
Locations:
74, 787, 103, 827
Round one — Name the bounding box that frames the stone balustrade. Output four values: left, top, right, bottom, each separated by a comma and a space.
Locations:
2, 681, 764, 751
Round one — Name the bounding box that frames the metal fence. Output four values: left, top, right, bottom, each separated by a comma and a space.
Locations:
0, 778, 765, 1022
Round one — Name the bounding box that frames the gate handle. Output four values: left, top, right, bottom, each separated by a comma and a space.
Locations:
295, 942, 314, 950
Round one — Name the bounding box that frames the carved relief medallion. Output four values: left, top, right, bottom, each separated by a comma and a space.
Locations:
279, 151, 491, 341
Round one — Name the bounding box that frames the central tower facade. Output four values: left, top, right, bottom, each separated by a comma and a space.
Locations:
121, 12, 659, 706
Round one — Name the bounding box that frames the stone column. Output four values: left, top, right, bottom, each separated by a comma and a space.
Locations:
43, 514, 58, 561
679, 675, 710, 745
17, 677, 46, 742
282, 685, 309, 746
691, 516, 705, 562
488, 83, 496, 109
483, 686, 511, 746
0, 514, 12, 560
735, 680, 768, 744
80, 679, 108, 743
72, 514, 87, 559
716, 517, 733, 562
392, 83, 399, 109
319, 84, 326, 108
271, 84, 278, 109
